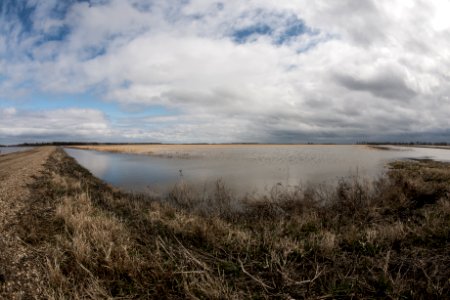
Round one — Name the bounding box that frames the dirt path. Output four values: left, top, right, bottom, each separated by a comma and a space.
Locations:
0, 147, 55, 299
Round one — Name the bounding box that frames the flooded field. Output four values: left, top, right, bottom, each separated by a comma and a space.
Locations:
65, 145, 450, 195
0, 146, 30, 155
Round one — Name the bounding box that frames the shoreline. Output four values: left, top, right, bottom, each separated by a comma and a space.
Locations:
69, 143, 376, 157
67, 143, 450, 157
0, 148, 449, 298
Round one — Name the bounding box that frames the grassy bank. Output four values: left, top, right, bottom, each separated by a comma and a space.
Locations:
13, 148, 450, 298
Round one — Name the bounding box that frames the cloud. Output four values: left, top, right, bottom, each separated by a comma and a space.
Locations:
335, 70, 417, 101
0, 107, 112, 141
1, 0, 450, 143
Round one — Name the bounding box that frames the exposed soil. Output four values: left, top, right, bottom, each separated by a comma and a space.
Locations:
0, 147, 55, 299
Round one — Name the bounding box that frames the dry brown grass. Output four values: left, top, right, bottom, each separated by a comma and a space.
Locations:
70, 144, 362, 158
6, 148, 450, 299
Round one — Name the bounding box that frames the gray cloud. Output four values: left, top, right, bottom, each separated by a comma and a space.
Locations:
335, 71, 417, 101
1, 0, 450, 143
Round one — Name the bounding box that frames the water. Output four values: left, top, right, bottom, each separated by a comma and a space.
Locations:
0, 146, 30, 155
65, 145, 450, 196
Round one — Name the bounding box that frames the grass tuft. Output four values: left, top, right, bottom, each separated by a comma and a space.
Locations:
12, 149, 450, 298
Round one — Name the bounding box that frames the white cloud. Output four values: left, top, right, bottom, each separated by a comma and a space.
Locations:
0, 108, 111, 139
1, 0, 450, 142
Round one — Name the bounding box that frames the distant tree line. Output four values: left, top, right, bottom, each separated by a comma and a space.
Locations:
14, 142, 163, 147
356, 141, 449, 146
10, 141, 450, 147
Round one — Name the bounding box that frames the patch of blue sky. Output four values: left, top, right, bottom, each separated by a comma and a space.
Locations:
1, 1, 90, 37
80, 45, 107, 61
1, 1, 35, 33
30, 26, 71, 59
231, 13, 318, 46
41, 25, 71, 42
232, 24, 273, 43
117, 103, 175, 118
132, 1, 153, 12
275, 17, 317, 45
13, 79, 34, 91
0, 91, 174, 119
1, 0, 73, 60
47, 1, 81, 18
0, 92, 110, 113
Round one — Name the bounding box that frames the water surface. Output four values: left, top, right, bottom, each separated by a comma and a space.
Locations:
65, 145, 450, 196
0, 146, 31, 155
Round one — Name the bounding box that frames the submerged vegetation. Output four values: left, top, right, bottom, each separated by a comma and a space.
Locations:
3, 148, 450, 298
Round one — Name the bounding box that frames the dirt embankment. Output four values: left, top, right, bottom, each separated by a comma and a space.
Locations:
0, 147, 55, 299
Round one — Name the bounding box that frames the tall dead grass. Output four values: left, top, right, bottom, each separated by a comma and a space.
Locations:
15, 149, 450, 299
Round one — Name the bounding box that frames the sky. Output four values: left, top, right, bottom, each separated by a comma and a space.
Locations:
1, 0, 450, 144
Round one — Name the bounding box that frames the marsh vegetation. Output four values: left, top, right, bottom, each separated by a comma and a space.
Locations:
4, 148, 448, 299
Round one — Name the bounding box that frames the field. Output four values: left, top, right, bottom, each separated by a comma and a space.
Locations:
1, 147, 449, 299
71, 144, 350, 156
